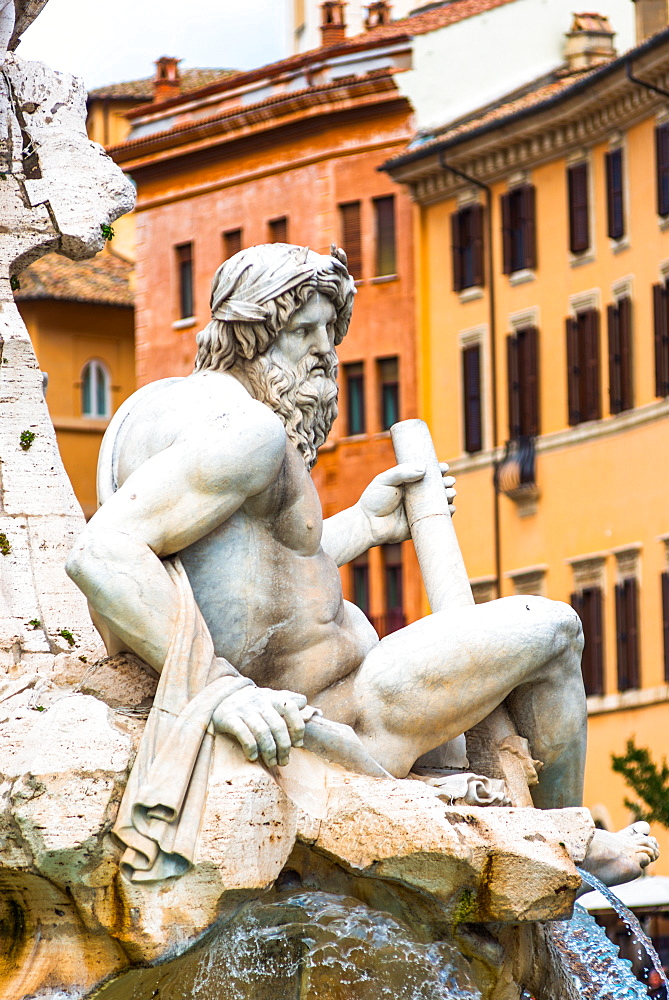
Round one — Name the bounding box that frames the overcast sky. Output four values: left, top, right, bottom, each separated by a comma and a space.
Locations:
18, 0, 287, 90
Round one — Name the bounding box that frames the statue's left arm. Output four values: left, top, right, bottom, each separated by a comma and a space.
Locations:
320, 463, 455, 567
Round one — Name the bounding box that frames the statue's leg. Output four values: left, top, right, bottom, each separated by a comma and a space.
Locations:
342, 595, 585, 803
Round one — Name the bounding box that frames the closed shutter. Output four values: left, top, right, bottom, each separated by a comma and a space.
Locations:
606, 149, 625, 240
581, 586, 604, 697
462, 344, 482, 453
374, 196, 396, 276
582, 309, 601, 422
653, 282, 669, 397
519, 325, 540, 436
507, 334, 521, 439
269, 216, 288, 243
451, 210, 463, 291
566, 316, 580, 425
520, 184, 537, 269
662, 571, 669, 683
471, 204, 484, 288
340, 201, 362, 280
618, 295, 633, 411
656, 124, 669, 216
568, 164, 590, 253
501, 192, 512, 274
223, 228, 243, 260
608, 302, 622, 414
617, 578, 640, 691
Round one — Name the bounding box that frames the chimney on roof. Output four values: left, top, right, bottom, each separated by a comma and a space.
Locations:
365, 1, 392, 29
564, 14, 616, 73
153, 56, 181, 103
633, 0, 669, 44
320, 1, 347, 46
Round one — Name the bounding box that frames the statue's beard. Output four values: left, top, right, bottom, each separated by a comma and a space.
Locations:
241, 348, 339, 470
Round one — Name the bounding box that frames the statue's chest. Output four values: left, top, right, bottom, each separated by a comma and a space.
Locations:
245, 446, 323, 556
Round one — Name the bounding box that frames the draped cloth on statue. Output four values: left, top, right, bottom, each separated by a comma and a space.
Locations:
112, 558, 252, 882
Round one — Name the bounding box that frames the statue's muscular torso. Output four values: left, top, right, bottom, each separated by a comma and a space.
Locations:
111, 371, 376, 700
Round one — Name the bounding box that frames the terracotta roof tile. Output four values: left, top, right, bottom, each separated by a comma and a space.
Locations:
14, 252, 134, 308
88, 68, 237, 102
351, 0, 517, 39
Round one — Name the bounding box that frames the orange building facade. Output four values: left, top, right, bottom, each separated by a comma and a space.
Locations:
109, 38, 425, 627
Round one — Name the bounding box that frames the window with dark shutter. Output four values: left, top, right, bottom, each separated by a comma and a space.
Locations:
378, 356, 399, 430
344, 362, 365, 435
382, 543, 405, 634
339, 201, 362, 280
175, 242, 194, 319
572, 587, 604, 696
462, 344, 483, 453
568, 163, 590, 253
501, 185, 536, 274
451, 205, 484, 291
566, 309, 601, 425
608, 296, 633, 414
268, 216, 288, 243
653, 281, 669, 397
616, 576, 640, 691
507, 326, 540, 438
605, 149, 625, 240
656, 124, 669, 217
373, 195, 396, 276
223, 228, 242, 261
352, 554, 370, 616
662, 571, 669, 683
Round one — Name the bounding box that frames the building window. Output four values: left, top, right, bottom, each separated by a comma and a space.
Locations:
506, 325, 540, 439
352, 554, 370, 616
81, 359, 111, 419
655, 123, 669, 217
373, 195, 396, 276
652, 279, 669, 397
615, 576, 640, 691
571, 587, 604, 696
339, 201, 362, 280
607, 295, 633, 413
268, 216, 288, 243
567, 162, 590, 254
662, 571, 669, 683
378, 356, 399, 430
344, 362, 365, 435
462, 343, 482, 453
451, 204, 484, 291
566, 309, 601, 425
223, 228, 243, 260
501, 184, 536, 274
381, 543, 405, 636
175, 242, 194, 319
605, 148, 625, 240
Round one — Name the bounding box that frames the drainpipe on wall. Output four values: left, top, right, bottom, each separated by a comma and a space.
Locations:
625, 57, 669, 99
438, 152, 502, 599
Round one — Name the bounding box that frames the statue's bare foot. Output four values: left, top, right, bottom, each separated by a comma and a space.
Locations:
580, 822, 659, 890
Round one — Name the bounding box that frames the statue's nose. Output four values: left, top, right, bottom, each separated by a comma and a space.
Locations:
311, 324, 331, 354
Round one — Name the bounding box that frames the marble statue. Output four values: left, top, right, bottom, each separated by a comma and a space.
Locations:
66, 242, 659, 890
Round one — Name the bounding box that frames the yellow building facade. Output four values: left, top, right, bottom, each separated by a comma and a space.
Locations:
388, 26, 669, 872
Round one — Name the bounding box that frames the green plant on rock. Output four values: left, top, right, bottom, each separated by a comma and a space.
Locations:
101, 223, 114, 241
19, 430, 36, 450
0, 533, 10, 556
10, 275, 20, 291
28, 619, 41, 630
611, 738, 669, 829
58, 628, 76, 647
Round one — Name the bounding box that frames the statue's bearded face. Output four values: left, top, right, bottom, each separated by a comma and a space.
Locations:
240, 292, 339, 470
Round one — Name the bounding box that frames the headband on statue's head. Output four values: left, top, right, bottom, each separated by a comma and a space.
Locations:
209, 244, 351, 324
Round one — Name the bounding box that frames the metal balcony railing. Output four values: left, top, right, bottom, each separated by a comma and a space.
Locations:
494, 435, 538, 498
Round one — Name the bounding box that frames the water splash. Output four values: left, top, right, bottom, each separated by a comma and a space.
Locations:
191, 890, 482, 1000
552, 902, 650, 999
577, 868, 669, 992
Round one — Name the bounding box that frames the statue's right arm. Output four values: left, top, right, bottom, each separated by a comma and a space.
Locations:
66, 401, 287, 672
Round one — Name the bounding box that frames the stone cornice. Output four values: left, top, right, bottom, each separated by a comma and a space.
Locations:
389, 45, 669, 205
111, 73, 406, 171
